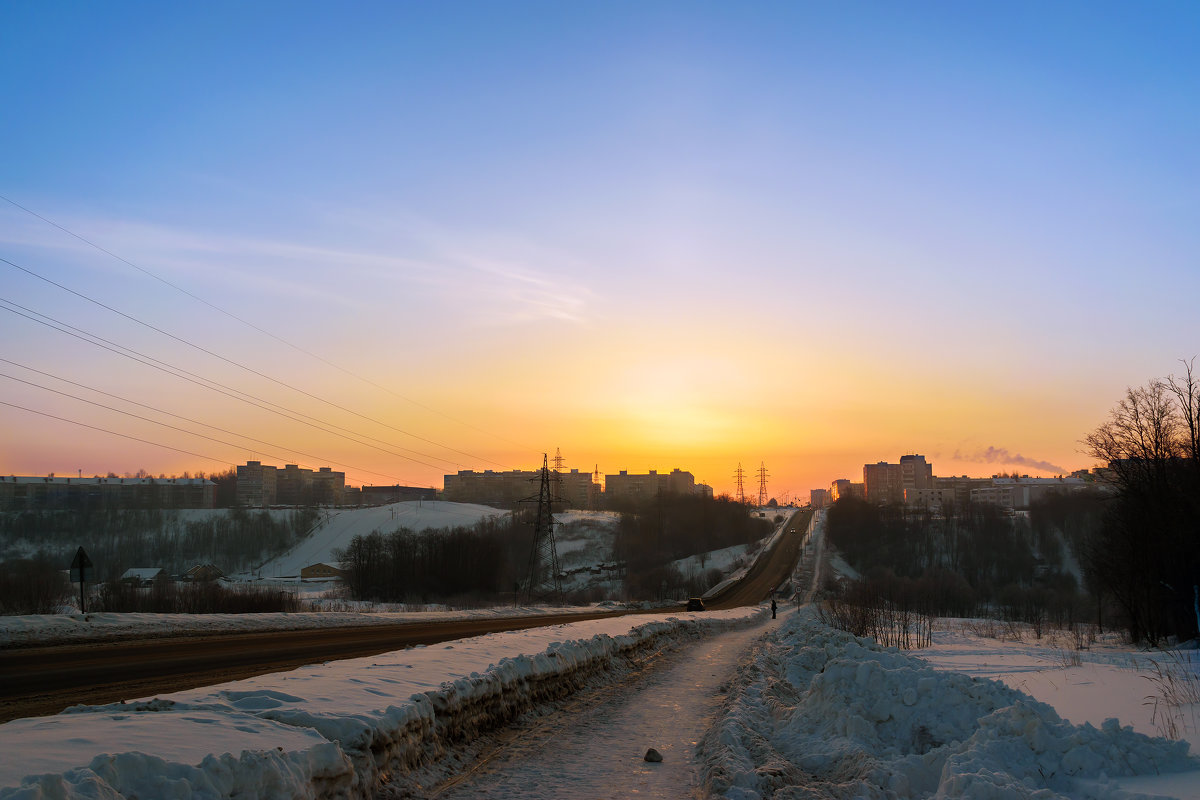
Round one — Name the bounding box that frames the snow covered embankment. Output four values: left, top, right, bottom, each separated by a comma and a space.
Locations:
1, 608, 766, 800
701, 611, 1197, 799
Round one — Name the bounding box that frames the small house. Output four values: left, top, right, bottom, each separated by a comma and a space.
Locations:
301, 562, 347, 580
185, 564, 224, 583
120, 567, 165, 587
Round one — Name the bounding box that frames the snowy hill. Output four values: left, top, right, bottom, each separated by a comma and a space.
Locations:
249, 501, 507, 578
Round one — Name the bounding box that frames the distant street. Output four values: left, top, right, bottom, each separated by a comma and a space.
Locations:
707, 508, 811, 609
1, 511, 809, 723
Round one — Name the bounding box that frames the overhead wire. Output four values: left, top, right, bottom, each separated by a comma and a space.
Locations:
1, 254, 512, 469
0, 298, 464, 473
0, 193, 534, 453
1, 400, 239, 468
0, 360, 410, 483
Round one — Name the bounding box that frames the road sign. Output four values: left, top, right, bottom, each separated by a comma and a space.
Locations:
70, 547, 93, 613
69, 547, 93, 584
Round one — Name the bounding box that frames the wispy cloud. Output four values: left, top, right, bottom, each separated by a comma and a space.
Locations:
323, 207, 598, 326
952, 446, 1066, 474
1, 206, 598, 327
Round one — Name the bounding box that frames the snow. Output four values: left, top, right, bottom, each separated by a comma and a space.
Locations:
0, 607, 766, 799
0, 604, 623, 648
920, 619, 1200, 799
436, 613, 774, 799
701, 609, 1200, 799
250, 501, 506, 579
7, 501, 1199, 798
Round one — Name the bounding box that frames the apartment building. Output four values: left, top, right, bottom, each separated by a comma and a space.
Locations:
443, 468, 597, 508
0, 475, 216, 510
604, 468, 698, 503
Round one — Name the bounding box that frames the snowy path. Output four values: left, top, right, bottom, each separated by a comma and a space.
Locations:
430, 613, 778, 799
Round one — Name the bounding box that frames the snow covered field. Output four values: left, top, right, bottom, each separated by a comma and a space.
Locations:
249, 501, 506, 579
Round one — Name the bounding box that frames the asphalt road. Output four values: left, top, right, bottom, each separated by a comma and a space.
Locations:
1, 510, 810, 723
707, 508, 812, 608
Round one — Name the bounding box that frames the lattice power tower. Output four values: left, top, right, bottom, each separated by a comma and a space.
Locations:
522, 454, 563, 604
757, 462, 769, 507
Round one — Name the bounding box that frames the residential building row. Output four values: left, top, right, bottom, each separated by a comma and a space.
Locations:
0, 475, 216, 511
810, 455, 1097, 512
3, 461, 715, 511
443, 467, 713, 508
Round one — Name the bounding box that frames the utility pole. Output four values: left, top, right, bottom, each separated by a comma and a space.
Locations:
757, 462, 769, 507
522, 454, 563, 605
734, 463, 746, 505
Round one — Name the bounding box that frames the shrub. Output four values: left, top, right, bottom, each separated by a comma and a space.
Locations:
0, 556, 70, 615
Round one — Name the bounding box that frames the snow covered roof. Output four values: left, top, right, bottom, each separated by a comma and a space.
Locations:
119, 568, 165, 581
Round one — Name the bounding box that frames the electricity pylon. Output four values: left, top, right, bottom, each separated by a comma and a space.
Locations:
522, 454, 563, 605
734, 463, 746, 505
552, 447, 565, 506
757, 462, 769, 507
589, 463, 601, 510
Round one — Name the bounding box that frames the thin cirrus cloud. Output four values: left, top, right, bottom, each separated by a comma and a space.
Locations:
952, 446, 1067, 475
5, 209, 597, 327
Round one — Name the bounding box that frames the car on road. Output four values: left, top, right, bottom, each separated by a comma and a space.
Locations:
685, 597, 706, 611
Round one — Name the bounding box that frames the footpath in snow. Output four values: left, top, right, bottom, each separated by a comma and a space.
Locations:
0, 607, 767, 799
434, 610, 779, 799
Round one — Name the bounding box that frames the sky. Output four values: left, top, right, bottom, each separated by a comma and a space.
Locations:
1, 1, 1198, 499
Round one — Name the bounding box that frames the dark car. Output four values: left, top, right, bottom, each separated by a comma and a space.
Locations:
686, 597, 706, 611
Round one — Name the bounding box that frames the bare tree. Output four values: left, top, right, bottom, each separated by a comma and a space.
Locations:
1081, 363, 1200, 644
1163, 357, 1200, 467
1084, 380, 1180, 492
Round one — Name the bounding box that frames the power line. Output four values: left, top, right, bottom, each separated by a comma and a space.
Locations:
0, 298, 462, 473
2, 254, 512, 469
0, 193, 534, 453
0, 363, 408, 484
1, 400, 238, 468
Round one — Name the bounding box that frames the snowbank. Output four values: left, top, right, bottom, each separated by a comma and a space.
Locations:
0, 607, 767, 799
700, 611, 1197, 799
0, 604, 620, 648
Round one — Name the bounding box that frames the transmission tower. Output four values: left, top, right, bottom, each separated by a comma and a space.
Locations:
757, 462, 769, 507
734, 463, 746, 505
522, 454, 563, 605
589, 463, 601, 511
552, 447, 565, 507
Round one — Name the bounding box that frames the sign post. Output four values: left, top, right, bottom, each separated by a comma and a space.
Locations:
69, 547, 93, 614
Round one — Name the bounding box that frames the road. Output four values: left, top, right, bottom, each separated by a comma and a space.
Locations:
707, 508, 812, 608
1, 509, 810, 723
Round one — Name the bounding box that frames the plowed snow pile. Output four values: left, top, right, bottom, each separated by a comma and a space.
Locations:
702, 611, 1197, 799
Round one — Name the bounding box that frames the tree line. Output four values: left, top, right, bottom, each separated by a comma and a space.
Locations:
0, 506, 318, 582
822, 357, 1200, 646
335, 494, 773, 604
823, 496, 1084, 624
335, 516, 531, 604
1082, 359, 1200, 644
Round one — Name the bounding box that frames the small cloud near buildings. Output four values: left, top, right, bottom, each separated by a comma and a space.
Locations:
952, 446, 1066, 475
